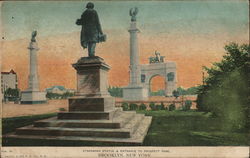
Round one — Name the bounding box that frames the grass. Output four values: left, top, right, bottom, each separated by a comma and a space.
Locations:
139, 110, 249, 146
2, 110, 249, 146
2, 113, 57, 134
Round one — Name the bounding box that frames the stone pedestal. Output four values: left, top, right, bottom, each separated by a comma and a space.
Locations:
69, 56, 115, 112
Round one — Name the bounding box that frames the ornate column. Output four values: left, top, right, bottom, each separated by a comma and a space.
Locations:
27, 39, 39, 91
128, 21, 141, 86
21, 31, 46, 104
123, 7, 148, 101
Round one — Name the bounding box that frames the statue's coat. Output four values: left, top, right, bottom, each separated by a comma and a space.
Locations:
76, 8, 102, 46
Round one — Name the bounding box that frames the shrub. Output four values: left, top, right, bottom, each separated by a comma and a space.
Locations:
121, 102, 129, 111
155, 104, 165, 110
59, 108, 66, 112
169, 104, 176, 111
139, 103, 147, 110
149, 102, 156, 111
164, 106, 168, 111
160, 102, 165, 110
129, 103, 138, 111
184, 100, 192, 111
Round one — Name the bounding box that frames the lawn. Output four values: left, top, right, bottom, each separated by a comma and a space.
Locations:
2, 110, 249, 146
139, 110, 249, 146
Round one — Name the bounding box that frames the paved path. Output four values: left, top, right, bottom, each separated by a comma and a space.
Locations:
2, 100, 68, 118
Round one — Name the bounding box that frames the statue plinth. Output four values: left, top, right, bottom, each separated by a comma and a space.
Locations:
69, 56, 114, 112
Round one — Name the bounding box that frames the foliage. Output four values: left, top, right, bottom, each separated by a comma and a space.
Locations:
183, 100, 192, 111
108, 86, 123, 97
168, 104, 176, 111
197, 43, 250, 131
155, 102, 165, 110
4, 88, 20, 101
129, 103, 138, 110
46, 92, 74, 99
139, 103, 147, 110
121, 102, 129, 111
177, 86, 200, 95
150, 90, 165, 96
155, 105, 164, 110
149, 102, 156, 110
172, 90, 180, 98
59, 108, 66, 112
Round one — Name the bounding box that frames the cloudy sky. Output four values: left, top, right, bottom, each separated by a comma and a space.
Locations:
1, 0, 249, 91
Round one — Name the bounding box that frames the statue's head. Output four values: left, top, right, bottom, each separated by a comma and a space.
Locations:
86, 2, 94, 9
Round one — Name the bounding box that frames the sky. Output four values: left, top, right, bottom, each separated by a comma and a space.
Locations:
1, 0, 249, 91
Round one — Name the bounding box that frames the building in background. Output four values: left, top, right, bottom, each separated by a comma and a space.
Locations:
45, 86, 75, 94
45, 86, 75, 99
1, 69, 18, 94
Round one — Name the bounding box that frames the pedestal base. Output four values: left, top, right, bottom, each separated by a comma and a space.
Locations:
123, 86, 148, 101
21, 91, 47, 104
68, 97, 115, 112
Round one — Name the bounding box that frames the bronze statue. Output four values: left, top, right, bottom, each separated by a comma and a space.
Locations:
76, 2, 106, 57
31, 30, 37, 42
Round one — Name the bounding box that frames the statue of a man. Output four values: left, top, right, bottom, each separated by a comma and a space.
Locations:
76, 2, 105, 57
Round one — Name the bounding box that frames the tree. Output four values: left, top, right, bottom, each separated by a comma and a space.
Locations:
4, 88, 20, 101
197, 43, 249, 131
108, 86, 123, 97
172, 90, 180, 99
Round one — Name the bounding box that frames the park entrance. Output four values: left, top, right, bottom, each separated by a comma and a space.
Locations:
140, 52, 177, 96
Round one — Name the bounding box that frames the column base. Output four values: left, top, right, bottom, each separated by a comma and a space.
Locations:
21, 91, 47, 104
123, 86, 148, 101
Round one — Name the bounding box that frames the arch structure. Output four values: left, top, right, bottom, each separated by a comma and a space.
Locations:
140, 61, 177, 96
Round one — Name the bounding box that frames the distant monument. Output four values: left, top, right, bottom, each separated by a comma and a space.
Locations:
123, 7, 148, 101
122, 9, 177, 98
20, 31, 47, 104
141, 51, 177, 96
7, 4, 152, 145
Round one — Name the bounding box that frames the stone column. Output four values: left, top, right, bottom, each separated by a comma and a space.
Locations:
27, 41, 39, 91
21, 33, 46, 104
128, 22, 141, 86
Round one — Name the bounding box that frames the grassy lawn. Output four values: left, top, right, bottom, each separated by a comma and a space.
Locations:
2, 110, 249, 146
139, 110, 249, 146
2, 113, 57, 134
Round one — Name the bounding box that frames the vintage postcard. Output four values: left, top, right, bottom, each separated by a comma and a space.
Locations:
1, 0, 249, 158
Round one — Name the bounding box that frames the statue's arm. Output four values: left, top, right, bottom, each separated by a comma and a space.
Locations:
76, 13, 84, 25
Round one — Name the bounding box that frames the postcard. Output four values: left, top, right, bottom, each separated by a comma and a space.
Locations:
1, 0, 249, 158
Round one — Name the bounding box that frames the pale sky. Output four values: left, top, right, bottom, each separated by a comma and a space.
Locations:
1, 0, 249, 90
2, 1, 249, 40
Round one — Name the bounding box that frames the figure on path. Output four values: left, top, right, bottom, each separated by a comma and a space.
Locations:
76, 2, 106, 57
